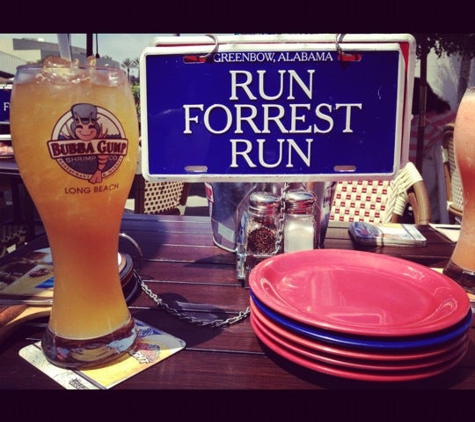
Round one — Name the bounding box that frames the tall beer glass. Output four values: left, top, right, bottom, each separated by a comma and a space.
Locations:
444, 87, 475, 292
10, 61, 139, 368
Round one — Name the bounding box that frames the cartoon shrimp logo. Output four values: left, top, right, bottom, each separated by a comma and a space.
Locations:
48, 103, 128, 184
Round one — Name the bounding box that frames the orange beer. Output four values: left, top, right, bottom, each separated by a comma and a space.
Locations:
10, 62, 139, 367
444, 87, 475, 292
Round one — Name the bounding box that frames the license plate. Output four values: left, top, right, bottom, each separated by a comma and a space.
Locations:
140, 34, 415, 182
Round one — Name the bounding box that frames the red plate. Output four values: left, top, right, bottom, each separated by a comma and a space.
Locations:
251, 308, 469, 372
250, 299, 470, 362
251, 316, 468, 382
249, 249, 470, 337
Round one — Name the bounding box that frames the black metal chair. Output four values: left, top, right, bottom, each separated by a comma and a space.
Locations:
131, 176, 190, 215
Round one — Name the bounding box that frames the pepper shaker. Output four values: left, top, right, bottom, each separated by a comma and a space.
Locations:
237, 191, 281, 287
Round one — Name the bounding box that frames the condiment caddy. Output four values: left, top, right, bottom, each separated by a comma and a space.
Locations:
236, 183, 320, 287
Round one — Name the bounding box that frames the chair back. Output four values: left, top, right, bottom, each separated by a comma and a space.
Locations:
134, 177, 190, 215
331, 180, 390, 224
330, 162, 431, 225
442, 123, 464, 220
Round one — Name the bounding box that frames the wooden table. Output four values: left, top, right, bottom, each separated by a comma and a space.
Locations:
1, 213, 474, 390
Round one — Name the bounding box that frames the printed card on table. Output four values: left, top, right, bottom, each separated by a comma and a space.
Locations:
19, 319, 186, 389
0, 248, 54, 299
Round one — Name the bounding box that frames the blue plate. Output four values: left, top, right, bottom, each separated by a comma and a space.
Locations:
250, 291, 473, 351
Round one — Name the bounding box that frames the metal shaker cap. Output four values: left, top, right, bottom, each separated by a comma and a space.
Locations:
248, 191, 281, 216
284, 189, 316, 214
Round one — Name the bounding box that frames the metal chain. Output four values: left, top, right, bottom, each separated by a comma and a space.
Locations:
273, 182, 291, 254
121, 232, 250, 328
137, 271, 250, 328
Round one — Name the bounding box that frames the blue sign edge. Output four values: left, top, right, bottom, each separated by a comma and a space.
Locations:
139, 38, 415, 183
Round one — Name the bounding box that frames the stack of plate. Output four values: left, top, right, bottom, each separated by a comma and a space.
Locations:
248, 249, 472, 382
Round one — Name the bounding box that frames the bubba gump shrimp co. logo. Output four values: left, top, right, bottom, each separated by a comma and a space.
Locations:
48, 103, 128, 184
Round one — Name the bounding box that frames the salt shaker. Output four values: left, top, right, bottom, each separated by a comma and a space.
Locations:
283, 189, 317, 253
238, 191, 281, 287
